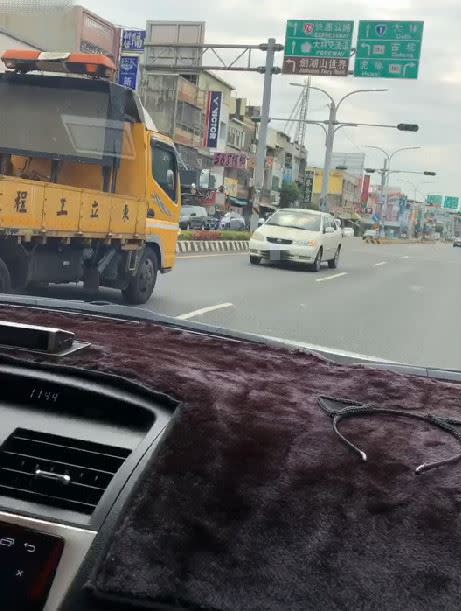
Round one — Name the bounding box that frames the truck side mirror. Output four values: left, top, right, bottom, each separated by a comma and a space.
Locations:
167, 169, 175, 191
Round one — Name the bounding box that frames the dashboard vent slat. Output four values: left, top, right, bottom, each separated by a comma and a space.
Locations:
0, 428, 131, 514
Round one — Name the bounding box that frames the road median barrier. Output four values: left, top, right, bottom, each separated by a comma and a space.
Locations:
177, 229, 250, 254
364, 238, 426, 245
177, 240, 249, 254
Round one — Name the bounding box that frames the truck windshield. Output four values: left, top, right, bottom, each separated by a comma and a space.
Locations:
0, 75, 129, 165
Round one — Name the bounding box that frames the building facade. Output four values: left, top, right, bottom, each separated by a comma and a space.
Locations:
0, 28, 39, 72
306, 167, 362, 213
0, 5, 120, 62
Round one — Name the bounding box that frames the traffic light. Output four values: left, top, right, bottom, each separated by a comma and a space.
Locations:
424, 171, 436, 176
397, 124, 419, 132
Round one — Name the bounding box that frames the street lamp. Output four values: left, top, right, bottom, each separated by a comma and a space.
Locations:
366, 146, 422, 222
290, 85, 388, 211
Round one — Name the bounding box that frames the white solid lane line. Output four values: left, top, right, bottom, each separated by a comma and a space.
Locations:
375, 261, 387, 266
176, 302, 234, 320
316, 272, 348, 283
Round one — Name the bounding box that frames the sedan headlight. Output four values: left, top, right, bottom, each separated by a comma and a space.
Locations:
251, 231, 265, 241
294, 239, 318, 247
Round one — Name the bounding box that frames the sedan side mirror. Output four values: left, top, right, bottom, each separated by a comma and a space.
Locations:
258, 219, 264, 227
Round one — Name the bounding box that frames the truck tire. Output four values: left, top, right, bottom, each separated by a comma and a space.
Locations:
122, 249, 158, 305
0, 257, 11, 293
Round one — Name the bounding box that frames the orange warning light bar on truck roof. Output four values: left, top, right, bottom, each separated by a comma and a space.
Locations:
0, 50, 116, 78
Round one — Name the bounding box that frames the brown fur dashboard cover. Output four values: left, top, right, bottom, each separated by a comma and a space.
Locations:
0, 306, 461, 610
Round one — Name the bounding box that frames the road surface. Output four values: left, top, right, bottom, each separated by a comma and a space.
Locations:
30, 239, 461, 370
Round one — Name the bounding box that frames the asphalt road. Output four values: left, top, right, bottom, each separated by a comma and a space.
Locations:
27, 239, 461, 370
152, 239, 461, 370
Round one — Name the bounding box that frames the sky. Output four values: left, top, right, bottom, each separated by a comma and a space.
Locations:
86, 0, 460, 199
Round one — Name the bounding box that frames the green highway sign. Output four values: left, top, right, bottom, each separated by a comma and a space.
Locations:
356, 40, 422, 61
443, 196, 460, 211
286, 37, 352, 59
283, 20, 354, 76
426, 194, 443, 206
354, 20, 424, 79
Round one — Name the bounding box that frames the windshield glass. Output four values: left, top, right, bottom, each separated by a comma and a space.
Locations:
0, 4, 458, 372
267, 211, 321, 231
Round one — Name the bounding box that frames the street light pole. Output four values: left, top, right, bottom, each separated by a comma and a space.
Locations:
366, 145, 421, 232
319, 102, 336, 211
294, 86, 387, 212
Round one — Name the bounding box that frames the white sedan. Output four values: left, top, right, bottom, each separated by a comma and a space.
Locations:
249, 209, 342, 271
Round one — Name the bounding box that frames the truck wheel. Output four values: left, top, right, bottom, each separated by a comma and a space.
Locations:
122, 249, 158, 305
0, 257, 11, 293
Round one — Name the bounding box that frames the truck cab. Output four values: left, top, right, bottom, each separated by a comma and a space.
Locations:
0, 50, 180, 304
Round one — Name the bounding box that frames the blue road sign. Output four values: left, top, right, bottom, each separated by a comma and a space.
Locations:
118, 55, 139, 90
122, 30, 146, 52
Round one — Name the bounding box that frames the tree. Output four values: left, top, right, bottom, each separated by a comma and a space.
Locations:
279, 181, 300, 208
306, 199, 319, 211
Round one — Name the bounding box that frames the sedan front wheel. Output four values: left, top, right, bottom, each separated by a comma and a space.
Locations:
328, 246, 341, 269
310, 248, 322, 272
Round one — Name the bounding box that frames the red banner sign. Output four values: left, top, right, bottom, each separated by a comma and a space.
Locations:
213, 153, 247, 168
361, 174, 371, 204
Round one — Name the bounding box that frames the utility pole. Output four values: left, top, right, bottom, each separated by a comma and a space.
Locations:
380, 158, 388, 220
142, 38, 283, 229
319, 103, 336, 211
251, 38, 282, 231
366, 146, 422, 234
287, 85, 388, 212
252, 39, 276, 230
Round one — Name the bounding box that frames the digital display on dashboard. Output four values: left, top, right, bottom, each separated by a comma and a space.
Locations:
0, 521, 64, 610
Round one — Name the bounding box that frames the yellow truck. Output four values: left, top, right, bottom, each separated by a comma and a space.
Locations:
0, 50, 180, 304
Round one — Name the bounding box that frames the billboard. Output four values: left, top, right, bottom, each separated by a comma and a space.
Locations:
145, 21, 205, 69
332, 152, 365, 177
203, 91, 222, 149
303, 170, 314, 203
80, 9, 120, 60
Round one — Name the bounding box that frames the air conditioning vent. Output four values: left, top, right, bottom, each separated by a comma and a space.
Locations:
0, 429, 131, 514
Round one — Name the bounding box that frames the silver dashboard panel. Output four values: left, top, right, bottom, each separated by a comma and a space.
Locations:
0, 510, 96, 611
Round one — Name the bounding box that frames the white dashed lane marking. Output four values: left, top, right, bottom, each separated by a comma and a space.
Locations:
176, 302, 234, 320
316, 272, 348, 283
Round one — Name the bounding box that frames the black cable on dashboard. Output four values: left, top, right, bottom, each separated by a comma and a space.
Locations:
319, 398, 461, 474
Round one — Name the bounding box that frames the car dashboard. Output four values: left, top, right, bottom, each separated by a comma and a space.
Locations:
0, 301, 459, 611
0, 353, 175, 611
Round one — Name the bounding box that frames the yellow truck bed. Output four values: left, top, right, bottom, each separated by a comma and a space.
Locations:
0, 176, 148, 242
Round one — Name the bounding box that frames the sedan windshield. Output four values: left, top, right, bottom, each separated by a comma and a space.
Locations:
266, 211, 321, 231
